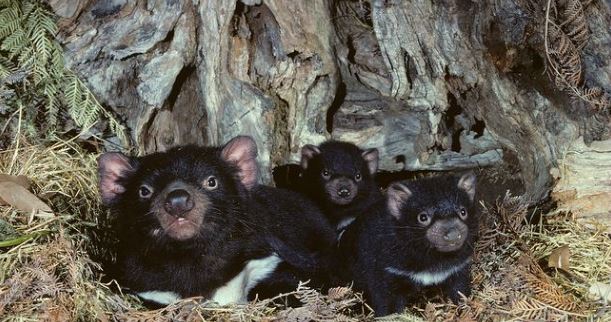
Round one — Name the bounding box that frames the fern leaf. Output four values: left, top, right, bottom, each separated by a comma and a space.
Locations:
0, 0, 129, 145
38, 12, 57, 36
20, 1, 34, 18
581, 87, 611, 111
44, 82, 60, 128
1, 28, 26, 58
548, 24, 582, 88
0, 56, 16, 78
17, 45, 34, 69
50, 44, 64, 74
0, 6, 21, 39
64, 73, 82, 114
559, 0, 589, 50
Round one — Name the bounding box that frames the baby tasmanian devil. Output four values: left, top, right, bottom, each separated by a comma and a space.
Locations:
339, 173, 478, 316
299, 141, 381, 231
98, 136, 336, 307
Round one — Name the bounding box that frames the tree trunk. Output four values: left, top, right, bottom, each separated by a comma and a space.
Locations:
55, 0, 610, 203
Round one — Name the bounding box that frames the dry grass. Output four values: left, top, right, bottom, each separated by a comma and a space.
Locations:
0, 138, 609, 321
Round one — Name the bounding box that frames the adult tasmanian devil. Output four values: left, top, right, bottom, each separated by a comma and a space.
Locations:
98, 136, 336, 306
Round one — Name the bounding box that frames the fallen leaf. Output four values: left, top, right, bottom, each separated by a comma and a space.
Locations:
547, 245, 570, 271
0, 181, 52, 213
0, 174, 32, 206
0, 174, 32, 189
588, 282, 611, 303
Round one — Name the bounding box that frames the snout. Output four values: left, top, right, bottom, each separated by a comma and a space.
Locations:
443, 227, 463, 243
164, 189, 194, 217
326, 178, 358, 205
152, 180, 207, 241
426, 218, 468, 252
338, 186, 351, 198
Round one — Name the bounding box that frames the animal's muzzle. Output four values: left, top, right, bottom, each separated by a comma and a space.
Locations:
164, 187, 195, 217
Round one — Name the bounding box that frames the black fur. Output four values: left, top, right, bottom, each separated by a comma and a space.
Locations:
248, 185, 337, 300
98, 137, 336, 304
299, 141, 381, 230
339, 173, 479, 316
100, 145, 261, 300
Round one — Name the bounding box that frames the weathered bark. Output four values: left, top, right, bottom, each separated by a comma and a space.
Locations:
552, 137, 611, 230
54, 0, 610, 204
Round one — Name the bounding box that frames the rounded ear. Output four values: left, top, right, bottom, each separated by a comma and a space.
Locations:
457, 172, 477, 201
387, 182, 412, 220
361, 148, 379, 175
98, 152, 135, 205
221, 136, 258, 190
300, 144, 321, 169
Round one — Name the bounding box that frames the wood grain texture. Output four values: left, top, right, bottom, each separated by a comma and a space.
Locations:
552, 137, 611, 230
57, 0, 611, 202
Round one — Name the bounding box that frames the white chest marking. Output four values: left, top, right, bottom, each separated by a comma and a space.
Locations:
137, 290, 180, 305
337, 216, 356, 231
211, 254, 282, 305
385, 259, 470, 286
336, 216, 356, 242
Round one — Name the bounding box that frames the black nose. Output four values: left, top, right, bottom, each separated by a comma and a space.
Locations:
164, 189, 194, 217
443, 228, 463, 243
338, 187, 351, 198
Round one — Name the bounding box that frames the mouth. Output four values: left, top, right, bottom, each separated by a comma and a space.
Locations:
434, 241, 465, 252
168, 217, 194, 227
164, 218, 199, 240
330, 194, 356, 205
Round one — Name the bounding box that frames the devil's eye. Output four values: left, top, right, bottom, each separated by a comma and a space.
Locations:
139, 185, 153, 198
204, 176, 218, 190
355, 172, 362, 181
417, 212, 431, 225
322, 169, 331, 178
459, 208, 468, 220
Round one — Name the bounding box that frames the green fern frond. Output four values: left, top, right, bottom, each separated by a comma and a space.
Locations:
0, 64, 9, 78
32, 59, 50, 84
67, 77, 102, 129
0, 56, 16, 78
16, 45, 34, 68
20, 1, 34, 17
1, 28, 26, 58
103, 109, 129, 145
44, 82, 60, 128
0, 6, 21, 39
64, 73, 81, 112
50, 42, 64, 72
26, 4, 56, 38
0, 0, 129, 146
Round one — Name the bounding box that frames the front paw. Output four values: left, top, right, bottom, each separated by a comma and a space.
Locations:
445, 269, 471, 303
448, 286, 470, 304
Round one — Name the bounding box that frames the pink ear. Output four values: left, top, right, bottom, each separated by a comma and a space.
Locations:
221, 136, 258, 190
457, 172, 477, 201
98, 152, 134, 205
361, 148, 379, 175
387, 182, 412, 220
300, 144, 321, 169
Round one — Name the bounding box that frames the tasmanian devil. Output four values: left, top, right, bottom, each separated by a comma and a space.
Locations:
339, 173, 479, 316
98, 136, 335, 306
299, 141, 381, 232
